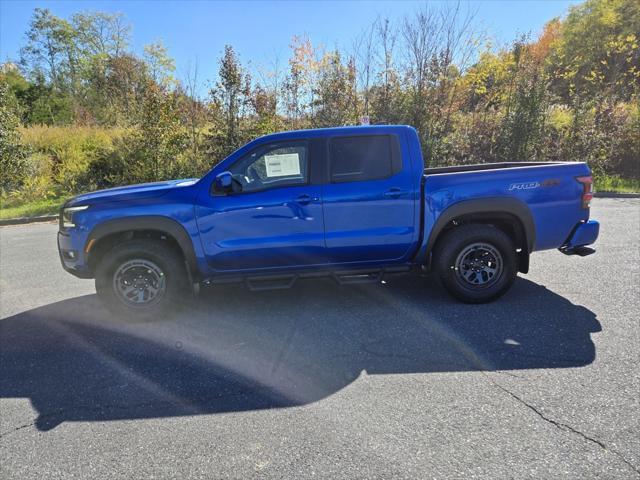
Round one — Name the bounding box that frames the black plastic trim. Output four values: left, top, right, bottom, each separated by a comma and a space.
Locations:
424, 162, 564, 175
86, 216, 199, 279
424, 197, 537, 255
205, 264, 411, 286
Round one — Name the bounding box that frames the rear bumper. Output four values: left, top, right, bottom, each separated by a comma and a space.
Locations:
560, 220, 599, 255
566, 220, 599, 248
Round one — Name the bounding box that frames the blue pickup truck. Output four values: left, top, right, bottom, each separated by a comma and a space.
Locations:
58, 125, 599, 317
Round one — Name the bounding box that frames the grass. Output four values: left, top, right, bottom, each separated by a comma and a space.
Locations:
0, 196, 67, 220
594, 175, 640, 193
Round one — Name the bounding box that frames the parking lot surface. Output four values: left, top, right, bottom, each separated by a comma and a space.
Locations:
1, 198, 638, 479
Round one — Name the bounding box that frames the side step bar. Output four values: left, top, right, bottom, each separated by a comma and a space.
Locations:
245, 275, 297, 291
206, 266, 412, 291
333, 270, 383, 285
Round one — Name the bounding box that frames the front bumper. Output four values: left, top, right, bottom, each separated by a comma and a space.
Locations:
58, 230, 93, 278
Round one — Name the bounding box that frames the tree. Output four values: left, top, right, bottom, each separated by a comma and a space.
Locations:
401, 2, 476, 164
369, 17, 403, 125
312, 51, 358, 127
133, 82, 188, 181
497, 37, 549, 161
144, 41, 176, 87
18, 8, 138, 125
98, 53, 150, 125
549, 0, 640, 102
208, 45, 252, 158
254, 50, 285, 131
353, 21, 376, 117
250, 83, 280, 135
283, 35, 318, 128
89, 81, 189, 186
20, 8, 79, 92
179, 60, 208, 166
72, 11, 130, 58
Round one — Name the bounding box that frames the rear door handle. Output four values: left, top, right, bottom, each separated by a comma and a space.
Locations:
383, 188, 409, 199
294, 194, 318, 205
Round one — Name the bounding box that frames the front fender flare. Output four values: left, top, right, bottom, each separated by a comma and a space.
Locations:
86, 215, 199, 279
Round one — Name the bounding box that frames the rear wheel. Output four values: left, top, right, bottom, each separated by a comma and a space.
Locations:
95, 239, 189, 319
434, 224, 517, 303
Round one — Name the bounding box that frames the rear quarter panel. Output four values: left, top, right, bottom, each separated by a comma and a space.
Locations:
424, 162, 592, 251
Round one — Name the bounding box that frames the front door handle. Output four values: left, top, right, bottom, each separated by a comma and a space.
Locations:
294, 194, 318, 205
383, 188, 409, 199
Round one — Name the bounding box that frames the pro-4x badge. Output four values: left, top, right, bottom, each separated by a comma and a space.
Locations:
509, 179, 560, 191
509, 182, 540, 191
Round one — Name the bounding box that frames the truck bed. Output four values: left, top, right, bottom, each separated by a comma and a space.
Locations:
421, 160, 592, 252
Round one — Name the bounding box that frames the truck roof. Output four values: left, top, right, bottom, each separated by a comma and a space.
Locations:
253, 125, 417, 143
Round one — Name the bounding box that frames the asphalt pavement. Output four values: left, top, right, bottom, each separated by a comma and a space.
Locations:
1, 198, 638, 479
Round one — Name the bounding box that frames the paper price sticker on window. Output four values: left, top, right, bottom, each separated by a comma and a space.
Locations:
264, 153, 301, 177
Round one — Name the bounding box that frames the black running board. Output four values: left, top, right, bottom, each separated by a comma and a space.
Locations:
204, 265, 411, 291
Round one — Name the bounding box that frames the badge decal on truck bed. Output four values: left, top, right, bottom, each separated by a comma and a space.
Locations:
509, 181, 540, 191
509, 178, 561, 191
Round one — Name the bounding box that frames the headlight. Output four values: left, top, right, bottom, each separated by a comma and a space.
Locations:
61, 205, 89, 228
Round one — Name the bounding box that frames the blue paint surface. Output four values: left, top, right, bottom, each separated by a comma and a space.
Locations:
58, 125, 599, 279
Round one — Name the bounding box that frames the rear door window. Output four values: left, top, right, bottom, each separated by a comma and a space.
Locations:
329, 135, 397, 183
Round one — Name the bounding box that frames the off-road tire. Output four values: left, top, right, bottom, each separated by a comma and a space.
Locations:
95, 239, 189, 320
434, 224, 517, 303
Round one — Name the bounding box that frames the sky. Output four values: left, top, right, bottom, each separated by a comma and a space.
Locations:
0, 0, 581, 95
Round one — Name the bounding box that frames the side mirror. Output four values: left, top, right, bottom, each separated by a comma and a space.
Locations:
212, 171, 233, 194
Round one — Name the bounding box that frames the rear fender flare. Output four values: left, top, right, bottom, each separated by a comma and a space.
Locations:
423, 197, 536, 256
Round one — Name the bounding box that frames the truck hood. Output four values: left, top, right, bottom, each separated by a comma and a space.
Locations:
66, 178, 199, 206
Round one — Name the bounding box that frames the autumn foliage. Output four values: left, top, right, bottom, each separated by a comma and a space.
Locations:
1, 0, 638, 205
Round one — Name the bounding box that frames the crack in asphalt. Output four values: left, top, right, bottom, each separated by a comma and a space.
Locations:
488, 374, 640, 476
0, 421, 37, 438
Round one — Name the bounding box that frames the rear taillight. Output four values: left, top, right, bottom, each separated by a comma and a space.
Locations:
576, 176, 593, 209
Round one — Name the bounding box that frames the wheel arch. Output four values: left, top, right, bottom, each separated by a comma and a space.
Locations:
425, 197, 536, 273
85, 216, 199, 280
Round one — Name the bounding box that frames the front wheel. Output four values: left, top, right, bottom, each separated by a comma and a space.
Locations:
95, 239, 189, 320
434, 224, 518, 303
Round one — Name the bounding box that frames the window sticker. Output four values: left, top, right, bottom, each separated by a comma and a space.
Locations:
264, 153, 301, 177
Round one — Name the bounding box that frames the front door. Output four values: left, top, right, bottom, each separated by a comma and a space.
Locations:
195, 140, 326, 272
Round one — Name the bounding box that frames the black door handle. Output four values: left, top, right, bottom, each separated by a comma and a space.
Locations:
294, 194, 318, 205
383, 188, 408, 199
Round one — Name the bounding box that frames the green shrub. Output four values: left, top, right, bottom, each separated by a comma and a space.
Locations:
19, 125, 127, 192
0, 81, 28, 192
595, 174, 640, 193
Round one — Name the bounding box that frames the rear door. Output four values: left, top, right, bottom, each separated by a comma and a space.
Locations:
321, 132, 417, 264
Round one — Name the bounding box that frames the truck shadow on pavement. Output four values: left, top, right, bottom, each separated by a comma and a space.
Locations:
0, 276, 600, 431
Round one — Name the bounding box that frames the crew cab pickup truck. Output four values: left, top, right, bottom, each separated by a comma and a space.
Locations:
58, 125, 599, 317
